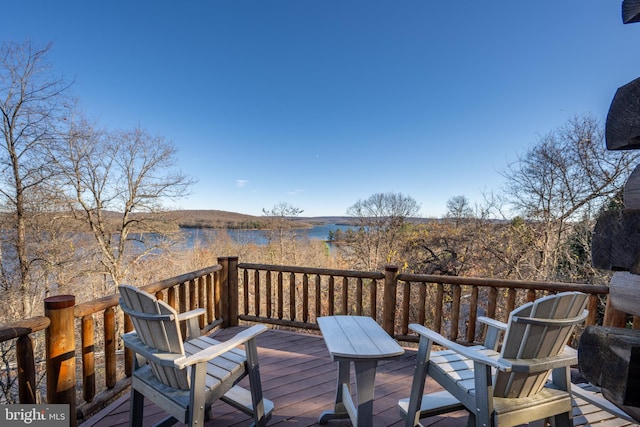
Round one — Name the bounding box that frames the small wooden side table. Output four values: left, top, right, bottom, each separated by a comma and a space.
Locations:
317, 315, 405, 426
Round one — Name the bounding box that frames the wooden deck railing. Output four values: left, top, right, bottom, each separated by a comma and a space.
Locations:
0, 255, 633, 426
236, 262, 612, 342
0, 262, 225, 425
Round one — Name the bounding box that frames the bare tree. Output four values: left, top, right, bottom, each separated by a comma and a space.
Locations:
0, 41, 73, 317
501, 114, 639, 281
343, 192, 420, 270
261, 202, 303, 265
54, 121, 194, 292
446, 195, 474, 227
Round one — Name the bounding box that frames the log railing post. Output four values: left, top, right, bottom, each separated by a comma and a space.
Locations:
382, 265, 398, 336
227, 256, 240, 326
218, 256, 230, 327
16, 335, 36, 404
45, 294, 77, 427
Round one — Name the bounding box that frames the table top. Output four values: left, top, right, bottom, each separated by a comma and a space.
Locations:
317, 315, 405, 360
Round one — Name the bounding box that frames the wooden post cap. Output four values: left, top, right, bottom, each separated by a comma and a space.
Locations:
44, 295, 75, 310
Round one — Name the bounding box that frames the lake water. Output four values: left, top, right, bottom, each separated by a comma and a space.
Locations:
182, 224, 355, 246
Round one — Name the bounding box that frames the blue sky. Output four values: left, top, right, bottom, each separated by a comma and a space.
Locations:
4, 1, 640, 217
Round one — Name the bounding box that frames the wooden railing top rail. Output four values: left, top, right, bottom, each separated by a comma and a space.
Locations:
0, 316, 50, 342
73, 264, 223, 318
239, 262, 385, 279
397, 273, 611, 294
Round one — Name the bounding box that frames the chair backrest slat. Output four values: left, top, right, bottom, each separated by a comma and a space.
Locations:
494, 292, 587, 398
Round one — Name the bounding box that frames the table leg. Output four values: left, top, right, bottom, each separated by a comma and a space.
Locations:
318, 359, 351, 424
354, 360, 378, 427
318, 359, 379, 426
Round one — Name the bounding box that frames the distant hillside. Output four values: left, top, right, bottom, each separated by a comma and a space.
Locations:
16, 209, 435, 232
159, 210, 436, 229
158, 210, 341, 229
158, 210, 272, 229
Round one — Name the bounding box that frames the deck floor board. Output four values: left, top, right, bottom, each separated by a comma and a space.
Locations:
80, 326, 638, 427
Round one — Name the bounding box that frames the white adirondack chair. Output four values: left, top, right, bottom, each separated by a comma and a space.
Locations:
399, 291, 588, 427
118, 284, 274, 427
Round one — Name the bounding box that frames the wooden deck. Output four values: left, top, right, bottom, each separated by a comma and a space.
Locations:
81, 326, 639, 427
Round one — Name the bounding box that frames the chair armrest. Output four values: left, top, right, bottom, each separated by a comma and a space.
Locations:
478, 316, 507, 350
175, 325, 267, 369
409, 323, 508, 371
502, 346, 578, 373
478, 316, 507, 331
178, 308, 206, 338
177, 308, 206, 321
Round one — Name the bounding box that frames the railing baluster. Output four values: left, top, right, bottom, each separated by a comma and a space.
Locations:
179, 283, 187, 338
467, 286, 479, 343
356, 277, 363, 316
328, 275, 335, 316
168, 286, 176, 310
487, 287, 498, 319
198, 277, 205, 329
418, 283, 426, 326
506, 288, 516, 319
526, 289, 536, 302
302, 274, 309, 323
369, 278, 377, 320
16, 334, 36, 404
451, 284, 461, 341
289, 272, 296, 321
104, 307, 116, 389
179, 282, 187, 313
254, 269, 261, 317
277, 271, 284, 320
243, 269, 250, 315
266, 271, 272, 318
435, 283, 444, 333
342, 276, 349, 314
124, 313, 133, 377
401, 280, 410, 336
315, 274, 322, 319
214, 269, 222, 322
206, 273, 214, 324
81, 314, 95, 403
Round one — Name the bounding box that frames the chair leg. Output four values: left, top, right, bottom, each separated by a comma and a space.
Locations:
552, 412, 572, 427
129, 389, 144, 427
473, 362, 493, 427
404, 336, 433, 427
529, 419, 546, 427
245, 339, 269, 427
189, 362, 208, 427
466, 413, 476, 427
